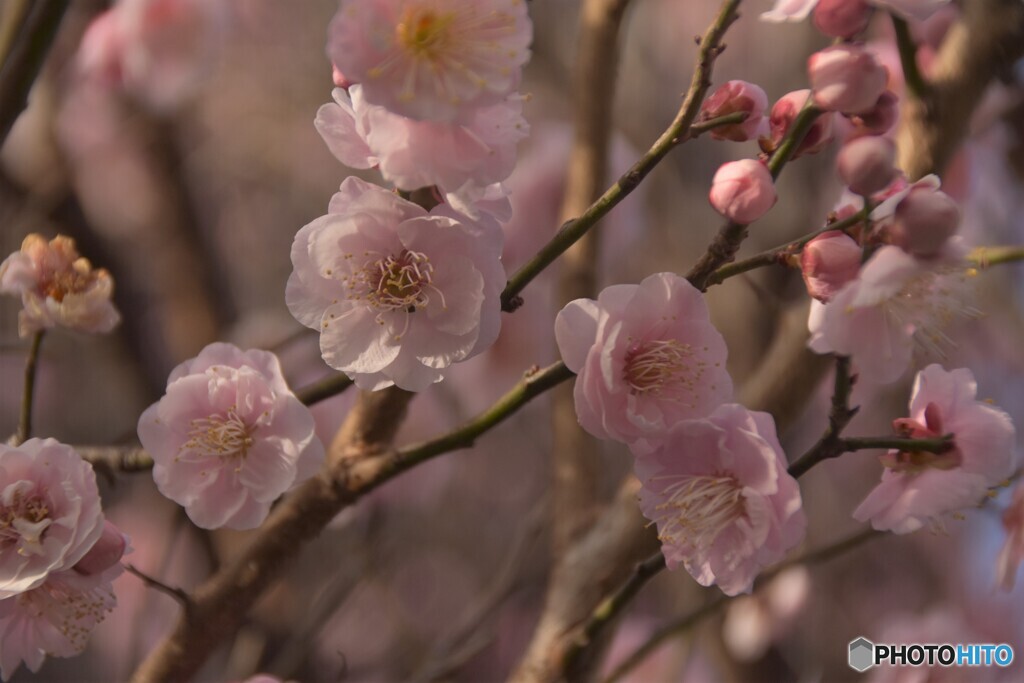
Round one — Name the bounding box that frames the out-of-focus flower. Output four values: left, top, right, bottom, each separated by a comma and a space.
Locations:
846, 90, 899, 136
887, 186, 960, 258
0, 559, 123, 681
837, 136, 897, 196
809, 44, 889, 115
722, 566, 810, 661
996, 483, 1024, 591
137, 343, 325, 530
800, 230, 862, 302
699, 81, 769, 142
812, 0, 873, 38
633, 404, 806, 596
0, 234, 120, 338
763, 0, 951, 23
77, 0, 228, 111
327, 0, 532, 122
708, 159, 777, 224
808, 245, 977, 384
286, 177, 505, 391
315, 85, 528, 194
555, 272, 732, 444
865, 609, 992, 683
854, 364, 1016, 533
760, 90, 835, 158
0, 440, 105, 600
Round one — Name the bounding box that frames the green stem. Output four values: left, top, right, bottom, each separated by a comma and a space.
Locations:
15, 331, 44, 446
840, 435, 953, 453
969, 246, 1024, 269
499, 0, 743, 312
891, 14, 930, 101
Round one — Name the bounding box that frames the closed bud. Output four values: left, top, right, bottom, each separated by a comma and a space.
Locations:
809, 44, 888, 114
888, 187, 960, 257
837, 136, 897, 196
701, 80, 769, 142
812, 0, 873, 39
847, 90, 899, 135
801, 230, 862, 302
709, 159, 777, 224
760, 90, 835, 158
74, 520, 127, 576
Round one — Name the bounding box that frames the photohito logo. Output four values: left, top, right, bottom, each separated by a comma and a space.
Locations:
848, 636, 1014, 672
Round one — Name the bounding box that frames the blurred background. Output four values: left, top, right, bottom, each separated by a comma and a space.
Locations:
1, 0, 1023, 681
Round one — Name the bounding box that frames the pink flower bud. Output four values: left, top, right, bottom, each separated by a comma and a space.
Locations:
846, 90, 899, 136
700, 80, 768, 142
759, 90, 835, 159
73, 520, 127, 576
709, 159, 777, 224
331, 62, 352, 89
837, 136, 897, 196
888, 187, 960, 257
812, 0, 873, 38
800, 230, 862, 302
809, 45, 889, 114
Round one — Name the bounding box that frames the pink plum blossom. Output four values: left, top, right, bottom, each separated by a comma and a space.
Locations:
800, 230, 862, 302
77, 0, 228, 111
315, 85, 528, 194
760, 90, 835, 159
887, 186, 960, 258
0, 234, 120, 338
763, 0, 951, 23
809, 44, 889, 115
327, 0, 532, 122
633, 404, 807, 595
699, 81, 769, 142
996, 483, 1024, 591
837, 135, 897, 196
812, 0, 873, 38
286, 177, 505, 391
555, 272, 733, 444
807, 245, 977, 384
708, 159, 777, 224
137, 343, 325, 530
0, 440, 106, 600
853, 364, 1016, 533
0, 563, 123, 681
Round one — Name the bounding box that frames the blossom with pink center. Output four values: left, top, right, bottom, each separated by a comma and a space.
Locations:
762, 0, 951, 23
77, 0, 228, 111
759, 90, 835, 159
800, 230, 862, 302
555, 273, 733, 444
853, 364, 1016, 533
286, 177, 505, 391
699, 81, 769, 142
633, 404, 807, 595
0, 234, 120, 338
0, 556, 124, 681
327, 0, 533, 122
807, 244, 978, 384
996, 483, 1024, 591
0, 440, 106, 600
708, 159, 777, 224
137, 343, 325, 530
315, 84, 528, 193
809, 44, 889, 115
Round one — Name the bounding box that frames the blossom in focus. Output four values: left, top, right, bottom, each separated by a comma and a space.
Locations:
137, 343, 325, 530
0, 234, 120, 338
708, 159, 777, 224
699, 80, 769, 142
800, 230, 862, 302
807, 245, 977, 384
996, 483, 1024, 591
315, 85, 528, 194
760, 90, 835, 159
853, 364, 1016, 533
286, 177, 505, 391
809, 44, 889, 115
762, 0, 951, 23
77, 0, 228, 111
0, 440, 106, 600
327, 0, 532, 122
633, 403, 806, 595
0, 558, 124, 681
555, 273, 732, 444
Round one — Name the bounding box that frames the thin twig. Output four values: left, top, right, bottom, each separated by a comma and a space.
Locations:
786, 355, 859, 479
295, 372, 354, 406
14, 331, 44, 446
123, 563, 191, 609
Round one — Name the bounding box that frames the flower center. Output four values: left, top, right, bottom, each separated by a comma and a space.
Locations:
40, 268, 94, 303
0, 485, 52, 554
881, 402, 959, 473
623, 339, 698, 396
181, 409, 254, 460
654, 474, 744, 551
883, 265, 980, 357
396, 8, 454, 58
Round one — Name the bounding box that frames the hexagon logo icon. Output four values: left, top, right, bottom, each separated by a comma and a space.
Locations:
849, 637, 875, 672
